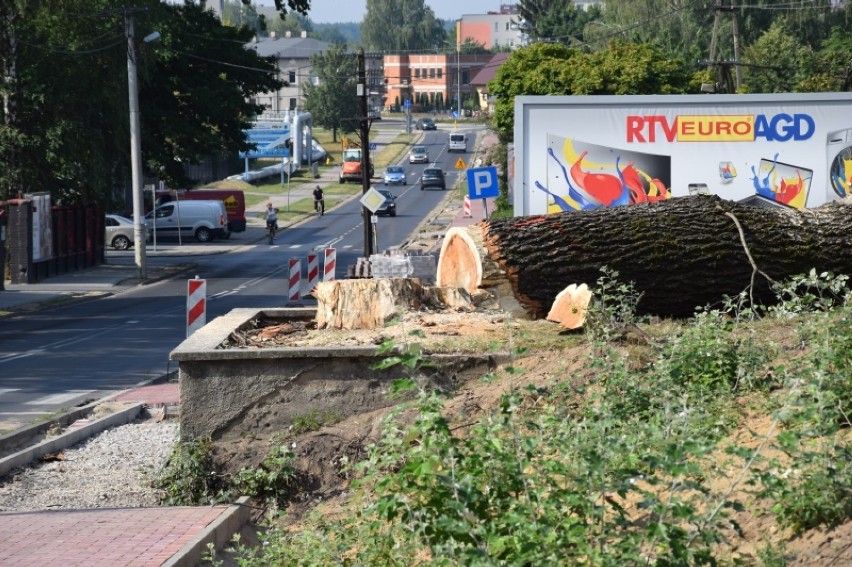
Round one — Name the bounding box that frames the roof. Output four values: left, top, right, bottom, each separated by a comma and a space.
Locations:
248, 36, 330, 59
470, 52, 510, 87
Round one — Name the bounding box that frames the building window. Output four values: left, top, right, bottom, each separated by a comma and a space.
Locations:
495, 22, 498, 32
429, 68, 435, 78
437, 68, 443, 79
288, 70, 296, 84
506, 22, 510, 30
289, 98, 297, 110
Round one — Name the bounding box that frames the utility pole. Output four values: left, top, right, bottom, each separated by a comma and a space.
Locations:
357, 48, 373, 259
125, 11, 146, 279
731, 0, 742, 90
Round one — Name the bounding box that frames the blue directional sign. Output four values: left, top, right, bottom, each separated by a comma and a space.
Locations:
466, 166, 500, 199
240, 127, 291, 158
369, 142, 377, 151
404, 99, 411, 110
451, 110, 459, 119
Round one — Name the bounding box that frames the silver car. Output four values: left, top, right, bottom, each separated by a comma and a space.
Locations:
383, 165, 406, 185
105, 214, 149, 250
409, 145, 429, 164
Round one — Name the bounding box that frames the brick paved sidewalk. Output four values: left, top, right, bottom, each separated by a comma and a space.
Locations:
0, 505, 235, 567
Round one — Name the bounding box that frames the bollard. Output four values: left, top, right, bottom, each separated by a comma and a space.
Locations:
323, 248, 336, 281
186, 276, 207, 337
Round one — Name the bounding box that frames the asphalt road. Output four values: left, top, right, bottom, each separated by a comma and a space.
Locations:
0, 126, 479, 431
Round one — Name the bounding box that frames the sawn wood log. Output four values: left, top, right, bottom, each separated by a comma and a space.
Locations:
437, 195, 852, 318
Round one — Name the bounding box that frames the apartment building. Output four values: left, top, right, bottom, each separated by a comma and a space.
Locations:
247, 32, 383, 116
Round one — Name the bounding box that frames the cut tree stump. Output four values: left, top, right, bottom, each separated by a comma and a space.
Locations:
437, 195, 852, 318
313, 278, 476, 330
546, 284, 593, 329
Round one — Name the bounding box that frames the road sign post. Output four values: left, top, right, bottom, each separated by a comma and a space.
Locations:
466, 166, 500, 220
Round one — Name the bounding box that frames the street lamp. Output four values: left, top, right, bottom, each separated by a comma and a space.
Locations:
443, 38, 462, 118
125, 13, 159, 279
456, 40, 461, 119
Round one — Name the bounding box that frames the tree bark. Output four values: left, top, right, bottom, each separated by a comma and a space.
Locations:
438, 195, 852, 318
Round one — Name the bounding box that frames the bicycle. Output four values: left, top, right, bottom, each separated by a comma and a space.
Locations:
314, 198, 325, 216
267, 221, 277, 244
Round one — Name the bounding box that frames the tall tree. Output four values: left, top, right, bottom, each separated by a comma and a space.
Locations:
361, 0, 446, 52
0, 0, 281, 205
739, 19, 814, 93
243, 0, 310, 21
302, 44, 358, 142
516, 0, 599, 46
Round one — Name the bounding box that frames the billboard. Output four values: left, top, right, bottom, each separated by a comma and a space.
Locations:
513, 93, 852, 215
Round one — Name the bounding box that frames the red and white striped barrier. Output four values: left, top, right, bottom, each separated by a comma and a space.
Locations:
307, 253, 319, 292
463, 195, 472, 217
323, 248, 336, 281
186, 277, 206, 337
288, 258, 301, 301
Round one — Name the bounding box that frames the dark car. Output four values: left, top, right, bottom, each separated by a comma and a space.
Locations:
420, 167, 446, 191
376, 189, 397, 216
415, 117, 437, 130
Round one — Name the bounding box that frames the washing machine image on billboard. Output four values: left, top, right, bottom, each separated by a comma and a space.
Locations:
539, 134, 671, 212
827, 128, 852, 199
750, 154, 812, 209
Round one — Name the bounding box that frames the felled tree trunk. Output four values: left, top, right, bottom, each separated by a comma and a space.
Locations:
437, 195, 852, 318
313, 278, 476, 330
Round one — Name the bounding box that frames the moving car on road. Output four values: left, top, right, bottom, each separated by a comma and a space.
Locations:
383, 165, 407, 186
415, 117, 437, 130
376, 189, 397, 216
420, 167, 446, 191
409, 145, 429, 164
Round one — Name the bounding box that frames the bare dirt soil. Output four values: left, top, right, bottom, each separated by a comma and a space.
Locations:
209, 307, 852, 565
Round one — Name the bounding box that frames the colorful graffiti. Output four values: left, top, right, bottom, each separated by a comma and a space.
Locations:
538, 136, 671, 213
749, 154, 812, 209
829, 150, 852, 198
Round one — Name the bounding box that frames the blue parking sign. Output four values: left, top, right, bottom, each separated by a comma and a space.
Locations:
466, 166, 500, 199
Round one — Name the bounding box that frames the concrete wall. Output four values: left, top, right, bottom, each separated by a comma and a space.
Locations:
171, 308, 507, 441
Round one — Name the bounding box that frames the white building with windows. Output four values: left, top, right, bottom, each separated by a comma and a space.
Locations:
247, 32, 383, 117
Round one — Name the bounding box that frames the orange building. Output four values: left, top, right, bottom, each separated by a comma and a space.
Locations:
383, 53, 491, 114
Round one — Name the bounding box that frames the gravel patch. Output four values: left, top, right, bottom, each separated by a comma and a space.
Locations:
0, 418, 179, 512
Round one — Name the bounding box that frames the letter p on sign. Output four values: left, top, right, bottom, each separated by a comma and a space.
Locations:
466, 166, 500, 199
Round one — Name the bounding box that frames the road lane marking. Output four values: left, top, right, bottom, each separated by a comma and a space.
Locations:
0, 350, 46, 364
24, 390, 96, 405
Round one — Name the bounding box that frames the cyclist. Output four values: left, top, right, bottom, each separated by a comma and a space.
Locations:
313, 185, 325, 216
265, 203, 278, 243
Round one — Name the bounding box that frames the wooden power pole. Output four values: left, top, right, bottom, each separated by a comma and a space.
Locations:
357, 48, 373, 259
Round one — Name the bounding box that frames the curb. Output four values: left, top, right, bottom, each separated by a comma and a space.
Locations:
162, 496, 253, 567
0, 402, 145, 478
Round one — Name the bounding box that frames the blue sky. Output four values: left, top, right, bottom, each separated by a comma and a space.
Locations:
255, 0, 510, 24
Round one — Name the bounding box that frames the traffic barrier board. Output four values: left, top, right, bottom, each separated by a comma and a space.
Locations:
288, 258, 301, 302
324, 248, 336, 281
186, 277, 207, 337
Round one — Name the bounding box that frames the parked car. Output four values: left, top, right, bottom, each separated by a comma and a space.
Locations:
415, 118, 437, 130
105, 214, 150, 250
409, 145, 429, 164
383, 165, 407, 186
376, 189, 397, 216
420, 167, 446, 191
146, 200, 230, 243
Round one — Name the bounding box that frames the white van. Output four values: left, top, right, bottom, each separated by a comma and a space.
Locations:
448, 132, 467, 152
146, 199, 230, 242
